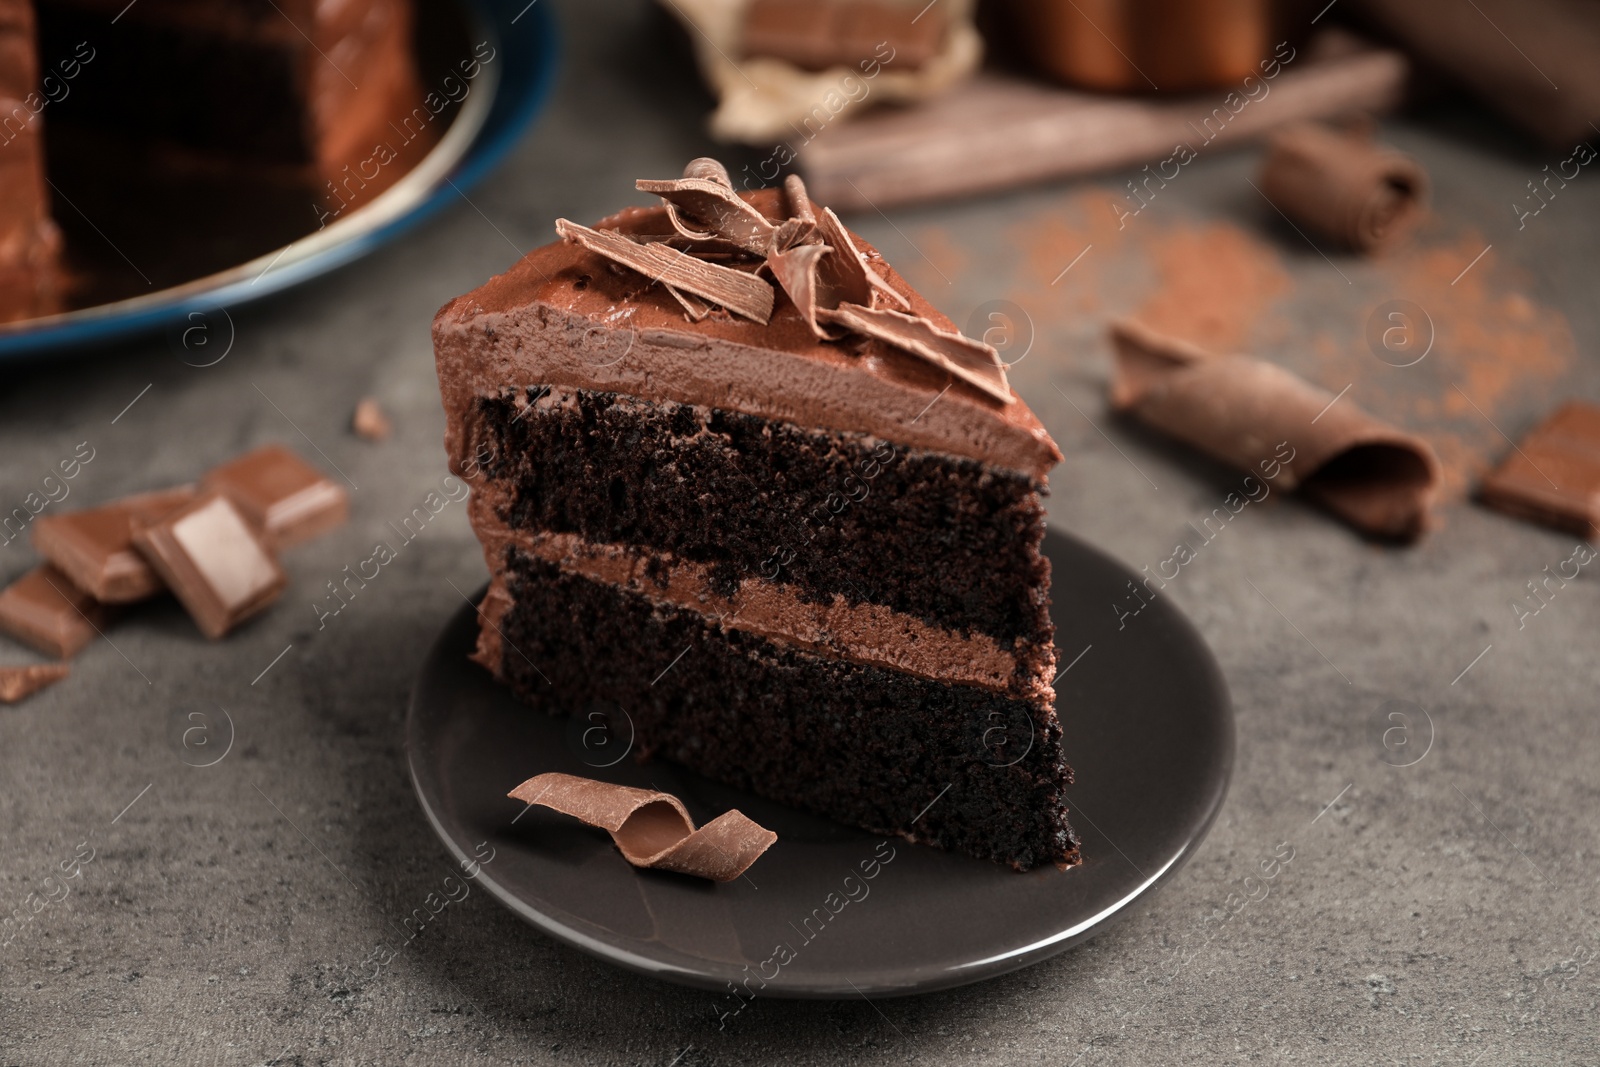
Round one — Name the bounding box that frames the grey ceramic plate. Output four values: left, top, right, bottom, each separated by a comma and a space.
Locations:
406, 528, 1234, 998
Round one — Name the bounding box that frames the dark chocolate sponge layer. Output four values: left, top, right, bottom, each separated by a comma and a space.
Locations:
498, 550, 1080, 871
476, 387, 1054, 652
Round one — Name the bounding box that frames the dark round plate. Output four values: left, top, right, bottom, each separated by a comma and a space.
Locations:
406, 528, 1234, 998
0, 0, 558, 360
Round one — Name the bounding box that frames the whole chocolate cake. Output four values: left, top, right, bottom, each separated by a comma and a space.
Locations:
432, 160, 1079, 871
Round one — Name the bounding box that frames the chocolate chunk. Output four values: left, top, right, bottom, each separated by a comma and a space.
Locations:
352, 397, 392, 442
508, 772, 776, 882
132, 493, 287, 639
742, 0, 945, 72
0, 564, 110, 658
31, 486, 196, 603
1480, 401, 1600, 539
1258, 122, 1429, 252
0, 663, 70, 704
202, 444, 348, 549
1109, 319, 1441, 541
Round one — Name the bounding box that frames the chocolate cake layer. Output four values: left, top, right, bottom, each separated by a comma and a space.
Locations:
499, 550, 1079, 872
473, 386, 1053, 652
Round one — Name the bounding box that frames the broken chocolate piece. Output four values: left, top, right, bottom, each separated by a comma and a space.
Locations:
508, 772, 776, 882
352, 398, 392, 442
556, 219, 776, 324
31, 486, 196, 603
1479, 400, 1600, 539
132, 493, 287, 639
0, 565, 109, 659
1109, 318, 1441, 541
0, 663, 70, 704
741, 0, 946, 72
202, 444, 348, 549
822, 302, 1012, 403
1258, 122, 1429, 253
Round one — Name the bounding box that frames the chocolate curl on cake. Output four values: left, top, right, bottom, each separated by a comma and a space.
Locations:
1257, 123, 1429, 253
636, 158, 780, 254
555, 219, 775, 324
823, 303, 1012, 404
1109, 319, 1441, 541
509, 773, 776, 882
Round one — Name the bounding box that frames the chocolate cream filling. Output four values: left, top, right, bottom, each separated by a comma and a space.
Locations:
467, 492, 1054, 702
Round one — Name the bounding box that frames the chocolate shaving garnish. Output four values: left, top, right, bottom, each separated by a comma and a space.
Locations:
509, 772, 776, 882
821, 303, 1012, 403
1258, 122, 1429, 253
683, 156, 733, 187
815, 205, 908, 310
665, 284, 714, 321
607, 158, 1012, 401
0, 663, 70, 705
557, 218, 775, 324
1479, 400, 1600, 539
1109, 319, 1441, 541
635, 170, 778, 255
766, 241, 838, 339
784, 172, 816, 226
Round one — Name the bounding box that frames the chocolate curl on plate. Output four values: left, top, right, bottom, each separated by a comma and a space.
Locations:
823, 303, 1012, 403
509, 773, 776, 882
1109, 319, 1441, 541
1257, 122, 1429, 253
556, 219, 775, 324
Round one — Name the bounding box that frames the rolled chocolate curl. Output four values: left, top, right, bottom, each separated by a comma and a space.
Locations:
509, 773, 776, 882
1258, 122, 1428, 252
1109, 319, 1441, 541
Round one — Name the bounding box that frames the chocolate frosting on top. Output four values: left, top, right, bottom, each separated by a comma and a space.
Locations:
433, 183, 1063, 480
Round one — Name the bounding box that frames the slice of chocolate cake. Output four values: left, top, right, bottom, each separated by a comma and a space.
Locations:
432, 160, 1078, 871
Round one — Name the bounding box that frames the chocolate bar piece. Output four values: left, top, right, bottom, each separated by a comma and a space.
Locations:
31, 486, 196, 603
0, 663, 70, 704
202, 444, 348, 549
132, 493, 287, 639
0, 564, 109, 658
1480, 401, 1600, 539
741, 0, 945, 72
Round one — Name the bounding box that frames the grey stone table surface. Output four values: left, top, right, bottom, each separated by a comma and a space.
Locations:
3, 2, 1597, 1064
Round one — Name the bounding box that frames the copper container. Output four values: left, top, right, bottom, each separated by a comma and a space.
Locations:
1006, 0, 1273, 93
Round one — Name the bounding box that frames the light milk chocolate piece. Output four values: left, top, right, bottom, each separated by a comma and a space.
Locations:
1109, 319, 1442, 541
1480, 401, 1600, 539
509, 772, 776, 882
352, 398, 392, 442
132, 493, 287, 639
0, 564, 109, 658
31, 486, 196, 602
0, 662, 70, 704
202, 444, 348, 549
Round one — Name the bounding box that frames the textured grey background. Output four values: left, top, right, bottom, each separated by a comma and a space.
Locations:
2, 2, 1597, 1064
